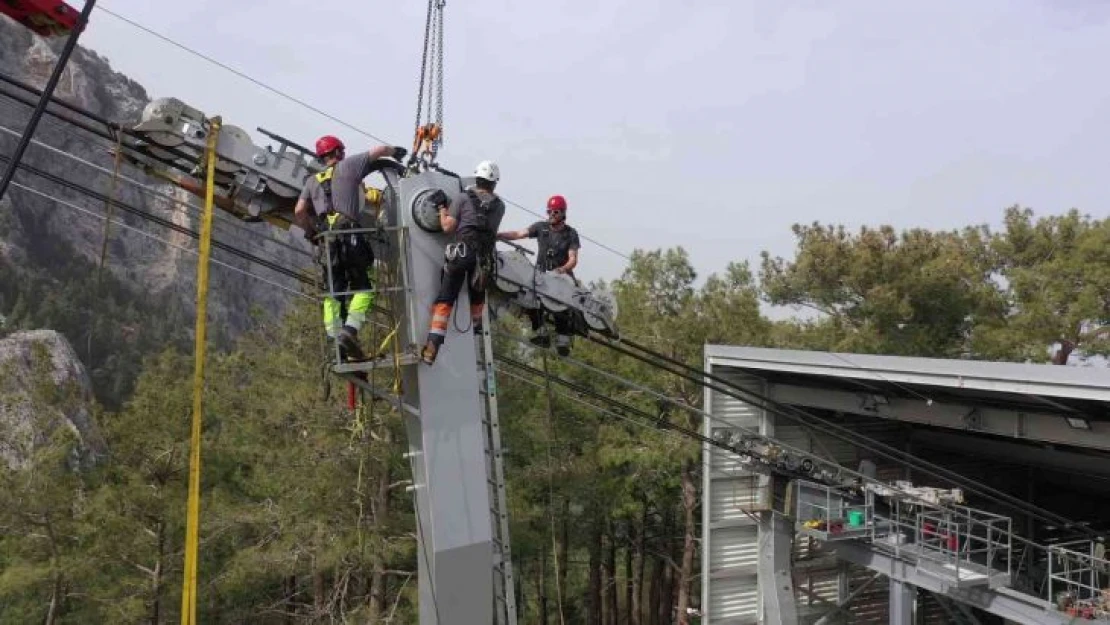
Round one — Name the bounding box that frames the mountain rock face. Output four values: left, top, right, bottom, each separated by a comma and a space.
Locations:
0, 15, 309, 342
0, 329, 105, 469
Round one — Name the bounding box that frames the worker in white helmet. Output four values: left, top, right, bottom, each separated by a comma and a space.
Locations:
421, 160, 506, 365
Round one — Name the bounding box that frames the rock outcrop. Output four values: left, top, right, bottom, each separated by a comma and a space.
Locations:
0, 329, 105, 469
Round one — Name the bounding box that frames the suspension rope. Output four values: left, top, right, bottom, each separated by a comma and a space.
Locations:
180, 116, 221, 625
539, 352, 567, 625
93, 132, 124, 288
86, 130, 124, 363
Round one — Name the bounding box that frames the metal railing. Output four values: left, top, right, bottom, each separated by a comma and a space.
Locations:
1047, 539, 1110, 620
791, 476, 1110, 621
316, 225, 411, 369
795, 480, 875, 541
913, 505, 1012, 588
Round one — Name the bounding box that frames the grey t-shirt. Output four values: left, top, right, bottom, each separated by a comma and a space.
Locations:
298, 152, 374, 220
448, 187, 506, 241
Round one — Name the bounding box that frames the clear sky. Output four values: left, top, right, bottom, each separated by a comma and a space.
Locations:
77, 1, 1110, 312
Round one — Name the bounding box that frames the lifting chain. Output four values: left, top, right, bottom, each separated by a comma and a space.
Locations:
411, 0, 446, 170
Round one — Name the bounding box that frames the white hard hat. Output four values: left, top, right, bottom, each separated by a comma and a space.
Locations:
474, 160, 500, 183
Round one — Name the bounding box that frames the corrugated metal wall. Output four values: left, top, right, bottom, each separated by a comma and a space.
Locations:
703, 364, 928, 624
702, 366, 768, 625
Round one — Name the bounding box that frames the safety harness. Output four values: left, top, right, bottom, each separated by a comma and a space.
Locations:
458, 188, 500, 291
312, 166, 373, 267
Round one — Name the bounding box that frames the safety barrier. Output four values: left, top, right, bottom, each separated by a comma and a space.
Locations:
1048, 539, 1110, 620
316, 225, 412, 372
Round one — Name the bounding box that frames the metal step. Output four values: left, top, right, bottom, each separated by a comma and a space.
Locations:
333, 352, 418, 374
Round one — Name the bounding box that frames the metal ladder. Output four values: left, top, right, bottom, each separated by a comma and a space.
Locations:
476, 307, 519, 625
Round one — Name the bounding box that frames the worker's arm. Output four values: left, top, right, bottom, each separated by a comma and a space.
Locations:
294, 193, 315, 240
438, 194, 462, 233
554, 229, 581, 274
438, 206, 457, 233
368, 145, 408, 161
497, 228, 531, 241
555, 248, 578, 273
498, 220, 539, 241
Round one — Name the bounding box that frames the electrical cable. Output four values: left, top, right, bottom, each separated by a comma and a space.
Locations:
0, 151, 316, 286
7, 180, 315, 301
487, 269, 1094, 535
86, 9, 635, 263
3, 14, 1096, 547
495, 349, 1058, 561
0, 109, 314, 263
584, 332, 1093, 535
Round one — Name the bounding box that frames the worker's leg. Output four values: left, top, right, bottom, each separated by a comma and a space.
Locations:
553, 311, 573, 356
337, 234, 375, 360
467, 273, 486, 329
320, 239, 345, 340
526, 308, 550, 347
421, 253, 471, 364
467, 250, 495, 331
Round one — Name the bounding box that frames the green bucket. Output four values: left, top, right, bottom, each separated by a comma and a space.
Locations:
847, 510, 865, 527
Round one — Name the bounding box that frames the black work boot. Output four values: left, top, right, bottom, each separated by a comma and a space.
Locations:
555, 334, 571, 357
338, 325, 365, 362
530, 326, 551, 348
421, 335, 443, 366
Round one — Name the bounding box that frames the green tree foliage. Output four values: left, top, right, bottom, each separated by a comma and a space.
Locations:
0, 344, 99, 625
496, 246, 771, 624
984, 206, 1110, 361
2, 203, 1106, 624
760, 221, 1007, 357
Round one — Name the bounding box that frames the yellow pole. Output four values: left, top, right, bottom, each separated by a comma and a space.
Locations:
180, 116, 221, 625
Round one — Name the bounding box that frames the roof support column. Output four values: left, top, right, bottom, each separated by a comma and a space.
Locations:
889, 577, 917, 625
757, 508, 798, 624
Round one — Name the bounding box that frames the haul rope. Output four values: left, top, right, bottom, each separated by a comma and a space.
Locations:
86, 131, 124, 363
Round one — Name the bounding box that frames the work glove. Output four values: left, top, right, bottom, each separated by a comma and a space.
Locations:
391, 146, 409, 161
428, 188, 450, 209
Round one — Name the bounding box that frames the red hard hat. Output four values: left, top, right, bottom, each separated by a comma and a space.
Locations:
315, 135, 345, 157
547, 195, 567, 211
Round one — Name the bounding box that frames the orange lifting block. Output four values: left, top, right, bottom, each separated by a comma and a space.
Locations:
1, 0, 82, 37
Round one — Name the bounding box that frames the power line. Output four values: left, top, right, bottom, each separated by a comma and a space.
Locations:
93, 5, 634, 263
0, 0, 96, 202
95, 5, 389, 146
0, 110, 313, 264
10, 6, 1096, 542
485, 267, 1096, 533
585, 332, 1095, 535
0, 151, 316, 287
9, 181, 314, 301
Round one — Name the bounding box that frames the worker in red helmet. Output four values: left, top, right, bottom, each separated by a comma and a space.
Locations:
497, 194, 581, 355
294, 135, 407, 362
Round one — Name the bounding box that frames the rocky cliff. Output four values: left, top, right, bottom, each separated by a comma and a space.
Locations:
0, 15, 307, 339
0, 329, 105, 470
0, 16, 312, 403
